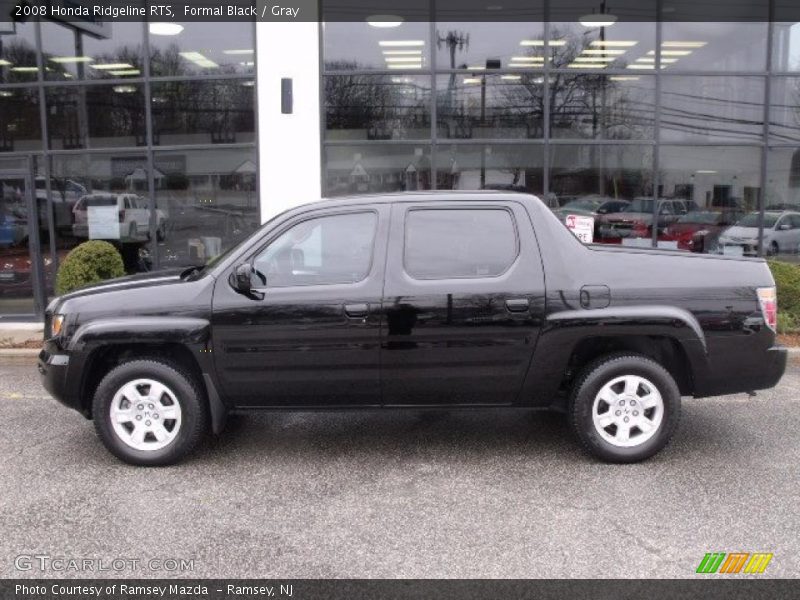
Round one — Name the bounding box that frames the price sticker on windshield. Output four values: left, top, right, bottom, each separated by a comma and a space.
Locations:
565, 214, 595, 243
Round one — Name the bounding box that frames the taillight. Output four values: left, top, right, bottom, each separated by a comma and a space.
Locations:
757, 287, 777, 332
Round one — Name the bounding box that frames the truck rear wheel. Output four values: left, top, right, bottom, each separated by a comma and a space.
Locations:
568, 354, 681, 463
92, 359, 207, 466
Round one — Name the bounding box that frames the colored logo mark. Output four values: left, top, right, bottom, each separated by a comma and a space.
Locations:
696, 552, 773, 574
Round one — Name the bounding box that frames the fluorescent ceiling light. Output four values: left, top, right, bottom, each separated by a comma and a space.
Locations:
384, 57, 423, 63
149, 22, 184, 36
223, 49, 254, 55
626, 64, 661, 70
520, 40, 567, 46
379, 40, 425, 47
239, 61, 254, 66
590, 40, 637, 47
0, 90, 13, 97
367, 15, 404, 27
387, 64, 421, 69
636, 57, 678, 64
510, 56, 545, 61
568, 63, 608, 68
0, 59, 11, 66
241, 80, 255, 87
382, 50, 421, 55
113, 85, 136, 94
11, 66, 38, 72
50, 56, 93, 64
463, 78, 482, 84
609, 76, 640, 81
579, 14, 618, 28
391, 77, 412, 83
581, 49, 627, 55
662, 41, 706, 48
91, 63, 134, 70
573, 56, 616, 62
109, 69, 141, 76
647, 50, 692, 56
179, 52, 219, 68
467, 65, 486, 70
500, 75, 521, 80
696, 170, 717, 174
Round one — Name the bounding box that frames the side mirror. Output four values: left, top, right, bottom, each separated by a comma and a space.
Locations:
779, 223, 791, 231
233, 263, 253, 294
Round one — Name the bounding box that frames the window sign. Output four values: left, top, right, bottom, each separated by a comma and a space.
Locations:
565, 214, 594, 244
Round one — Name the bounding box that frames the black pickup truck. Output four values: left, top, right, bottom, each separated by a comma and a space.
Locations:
39, 192, 787, 466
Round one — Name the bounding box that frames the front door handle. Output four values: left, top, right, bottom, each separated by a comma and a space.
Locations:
344, 303, 369, 319
505, 298, 530, 313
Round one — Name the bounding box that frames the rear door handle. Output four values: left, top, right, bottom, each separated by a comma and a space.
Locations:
505, 298, 530, 313
344, 303, 369, 319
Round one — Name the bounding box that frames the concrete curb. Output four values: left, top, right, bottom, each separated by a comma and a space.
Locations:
0, 349, 40, 357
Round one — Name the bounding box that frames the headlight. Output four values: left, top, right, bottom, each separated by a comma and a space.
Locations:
51, 314, 65, 337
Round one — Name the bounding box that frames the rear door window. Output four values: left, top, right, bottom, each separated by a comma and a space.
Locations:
404, 208, 518, 279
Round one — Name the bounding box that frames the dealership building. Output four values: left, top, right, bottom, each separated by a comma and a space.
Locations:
1, 0, 800, 317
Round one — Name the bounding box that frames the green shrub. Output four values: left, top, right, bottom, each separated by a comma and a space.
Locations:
768, 260, 800, 333
55, 240, 126, 295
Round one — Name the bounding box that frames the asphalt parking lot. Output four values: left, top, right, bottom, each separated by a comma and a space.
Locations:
1, 356, 799, 579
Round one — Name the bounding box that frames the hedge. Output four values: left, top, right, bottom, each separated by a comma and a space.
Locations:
55, 240, 126, 295
769, 260, 800, 333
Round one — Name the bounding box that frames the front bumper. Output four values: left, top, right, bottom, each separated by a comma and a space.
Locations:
38, 344, 83, 414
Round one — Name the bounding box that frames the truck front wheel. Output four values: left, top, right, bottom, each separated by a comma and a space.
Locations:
93, 359, 208, 466
569, 354, 681, 463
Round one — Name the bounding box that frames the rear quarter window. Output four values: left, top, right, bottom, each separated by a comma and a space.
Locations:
403, 208, 518, 280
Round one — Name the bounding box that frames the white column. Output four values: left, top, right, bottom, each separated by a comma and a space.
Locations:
256, 21, 322, 221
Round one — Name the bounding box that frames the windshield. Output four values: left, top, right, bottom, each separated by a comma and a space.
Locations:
677, 211, 719, 225
736, 213, 779, 228
562, 198, 603, 211
624, 199, 653, 213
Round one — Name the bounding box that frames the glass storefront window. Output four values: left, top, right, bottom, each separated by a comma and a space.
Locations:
41, 21, 144, 81
549, 74, 654, 139
436, 144, 544, 194
151, 80, 255, 146
149, 22, 255, 76
661, 22, 768, 72
550, 144, 654, 245
45, 85, 146, 149
324, 145, 432, 196
0, 87, 42, 151
770, 77, 800, 144
0, 21, 39, 83
765, 148, 800, 261
324, 75, 431, 140
660, 76, 765, 143
659, 146, 761, 255
153, 148, 259, 268
436, 74, 544, 139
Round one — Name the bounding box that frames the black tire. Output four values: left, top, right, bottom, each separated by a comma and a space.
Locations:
93, 359, 207, 466
568, 353, 681, 463
769, 241, 779, 256
156, 221, 167, 242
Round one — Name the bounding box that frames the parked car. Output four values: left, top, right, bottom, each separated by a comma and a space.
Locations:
553, 195, 630, 222
72, 193, 167, 242
597, 198, 696, 243
662, 209, 743, 253
35, 177, 87, 234
40, 192, 786, 466
718, 211, 800, 257
0, 248, 67, 298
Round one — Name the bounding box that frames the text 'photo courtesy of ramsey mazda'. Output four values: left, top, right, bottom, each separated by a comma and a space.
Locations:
38, 192, 786, 466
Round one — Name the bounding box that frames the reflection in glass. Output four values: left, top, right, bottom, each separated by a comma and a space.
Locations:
660, 76, 765, 143
660, 146, 761, 255
323, 19, 430, 71
774, 23, 800, 72
0, 21, 39, 83
550, 144, 653, 245
661, 22, 767, 72
436, 74, 544, 139
45, 85, 146, 149
149, 22, 255, 76
151, 80, 255, 145
548, 18, 656, 72
433, 20, 545, 70
549, 74, 654, 139
325, 75, 431, 140
41, 20, 144, 81
324, 145, 432, 196
436, 144, 543, 193
770, 78, 800, 143
0, 171, 36, 314
154, 148, 259, 268
0, 88, 42, 151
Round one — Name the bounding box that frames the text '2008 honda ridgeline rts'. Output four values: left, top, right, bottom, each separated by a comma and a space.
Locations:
39, 192, 787, 466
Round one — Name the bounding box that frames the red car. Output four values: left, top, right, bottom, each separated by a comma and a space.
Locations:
662, 210, 743, 253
